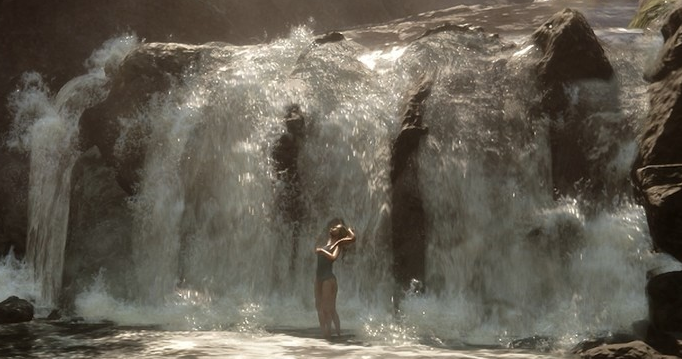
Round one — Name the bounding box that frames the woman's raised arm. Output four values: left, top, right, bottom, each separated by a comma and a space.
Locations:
330, 228, 356, 251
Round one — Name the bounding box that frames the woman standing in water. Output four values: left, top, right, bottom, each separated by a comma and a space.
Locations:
315, 223, 355, 339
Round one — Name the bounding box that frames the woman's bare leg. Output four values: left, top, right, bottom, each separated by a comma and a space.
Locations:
315, 280, 327, 338
322, 278, 338, 339
330, 279, 340, 336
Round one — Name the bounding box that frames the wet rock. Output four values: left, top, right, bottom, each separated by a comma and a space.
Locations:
0, 296, 34, 324
0, 151, 28, 258
0, 0, 471, 138
272, 104, 307, 262
660, 6, 682, 42
633, 166, 682, 261
390, 78, 431, 295
532, 8, 613, 85
632, 61, 682, 261
417, 22, 485, 40
646, 271, 682, 333
571, 332, 643, 354
62, 146, 134, 310
508, 335, 557, 352
79, 42, 211, 194
47, 309, 61, 320
314, 32, 345, 45
645, 7, 682, 83
577, 341, 677, 359
629, 0, 677, 33
531, 8, 618, 201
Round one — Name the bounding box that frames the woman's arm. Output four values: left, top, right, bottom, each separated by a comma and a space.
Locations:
330, 228, 356, 251
316, 245, 341, 260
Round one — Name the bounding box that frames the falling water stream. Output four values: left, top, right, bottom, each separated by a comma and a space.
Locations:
2, 1, 679, 357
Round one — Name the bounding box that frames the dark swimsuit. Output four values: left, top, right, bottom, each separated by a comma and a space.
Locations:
316, 244, 335, 282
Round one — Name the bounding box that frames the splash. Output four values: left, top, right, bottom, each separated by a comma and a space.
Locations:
6, 35, 138, 306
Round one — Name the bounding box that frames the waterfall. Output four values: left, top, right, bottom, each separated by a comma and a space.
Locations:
6, 36, 138, 306
5, 22, 671, 342
394, 29, 659, 338
125, 27, 399, 312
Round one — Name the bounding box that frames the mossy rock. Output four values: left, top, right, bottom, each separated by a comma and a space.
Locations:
629, 0, 676, 30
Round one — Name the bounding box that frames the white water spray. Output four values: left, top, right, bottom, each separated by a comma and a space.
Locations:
7, 36, 138, 306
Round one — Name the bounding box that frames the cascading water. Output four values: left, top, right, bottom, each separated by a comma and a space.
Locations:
1, 4, 678, 356
112, 27, 401, 326
6, 36, 139, 306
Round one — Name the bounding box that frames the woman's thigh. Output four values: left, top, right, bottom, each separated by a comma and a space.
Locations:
314, 280, 323, 309
321, 277, 338, 309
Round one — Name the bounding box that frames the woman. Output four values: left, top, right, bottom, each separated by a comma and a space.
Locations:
314, 223, 355, 339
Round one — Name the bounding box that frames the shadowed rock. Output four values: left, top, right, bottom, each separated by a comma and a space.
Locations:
632, 54, 682, 261
314, 32, 345, 45
390, 78, 431, 296
532, 8, 617, 201
0, 151, 28, 257
272, 104, 306, 263
647, 271, 682, 333
634, 165, 682, 261
629, 0, 678, 33
642, 271, 682, 357
417, 22, 485, 40
61, 147, 134, 311
645, 8, 682, 83
79, 42, 210, 194
577, 340, 678, 359
532, 8, 613, 85
0, 296, 34, 324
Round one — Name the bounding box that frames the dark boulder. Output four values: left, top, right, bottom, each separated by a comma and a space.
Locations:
577, 341, 677, 359
531, 8, 617, 201
645, 8, 682, 83
632, 58, 682, 261
79, 42, 210, 194
661, 7, 682, 42
390, 78, 431, 296
61, 147, 134, 311
0, 151, 28, 257
272, 105, 307, 263
0, 296, 34, 324
314, 32, 345, 45
629, 0, 677, 33
646, 271, 682, 333
634, 166, 682, 261
532, 8, 613, 85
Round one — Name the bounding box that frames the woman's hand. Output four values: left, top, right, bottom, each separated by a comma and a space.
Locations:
330, 227, 356, 250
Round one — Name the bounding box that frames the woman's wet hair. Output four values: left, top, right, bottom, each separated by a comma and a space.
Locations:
330, 224, 349, 239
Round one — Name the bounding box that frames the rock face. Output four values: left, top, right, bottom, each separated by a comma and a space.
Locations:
0, 151, 28, 257
0, 0, 470, 261
634, 165, 682, 260
646, 271, 682, 333
272, 105, 307, 262
629, 0, 677, 31
632, 6, 682, 352
0, 296, 34, 324
61, 147, 134, 311
633, 7, 682, 262
645, 8, 682, 83
577, 341, 678, 359
390, 78, 431, 295
79, 42, 211, 194
531, 8, 617, 201
532, 8, 613, 86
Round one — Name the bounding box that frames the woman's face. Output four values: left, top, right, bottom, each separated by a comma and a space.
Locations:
329, 225, 344, 239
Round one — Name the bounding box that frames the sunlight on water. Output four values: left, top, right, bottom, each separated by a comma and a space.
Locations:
6, 36, 139, 306
0, 6, 670, 356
